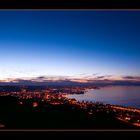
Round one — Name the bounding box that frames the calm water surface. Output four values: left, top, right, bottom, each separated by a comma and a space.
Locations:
66, 86, 140, 109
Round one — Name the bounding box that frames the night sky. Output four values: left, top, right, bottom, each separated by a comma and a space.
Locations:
0, 10, 140, 80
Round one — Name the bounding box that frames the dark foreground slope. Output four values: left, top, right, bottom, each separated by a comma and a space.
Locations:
0, 96, 137, 129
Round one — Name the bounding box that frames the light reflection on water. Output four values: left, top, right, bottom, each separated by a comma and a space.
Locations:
65, 86, 140, 109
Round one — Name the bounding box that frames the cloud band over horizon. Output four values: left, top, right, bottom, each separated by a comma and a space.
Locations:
0, 74, 140, 86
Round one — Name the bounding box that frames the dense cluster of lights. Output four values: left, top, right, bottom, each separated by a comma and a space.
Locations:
0, 86, 140, 127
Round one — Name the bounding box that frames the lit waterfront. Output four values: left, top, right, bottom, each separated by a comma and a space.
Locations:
65, 86, 140, 110
0, 86, 140, 128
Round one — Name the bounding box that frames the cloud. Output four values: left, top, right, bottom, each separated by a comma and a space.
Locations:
0, 74, 140, 86
122, 76, 140, 80
36, 76, 46, 79
92, 73, 99, 76
96, 76, 105, 79
123, 76, 136, 79
94, 75, 113, 80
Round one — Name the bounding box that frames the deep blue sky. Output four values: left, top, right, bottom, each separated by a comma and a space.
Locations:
0, 10, 140, 79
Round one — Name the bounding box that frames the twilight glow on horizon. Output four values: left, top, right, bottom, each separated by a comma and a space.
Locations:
0, 10, 140, 82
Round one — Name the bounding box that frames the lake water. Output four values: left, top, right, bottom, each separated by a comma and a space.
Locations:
65, 86, 140, 109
